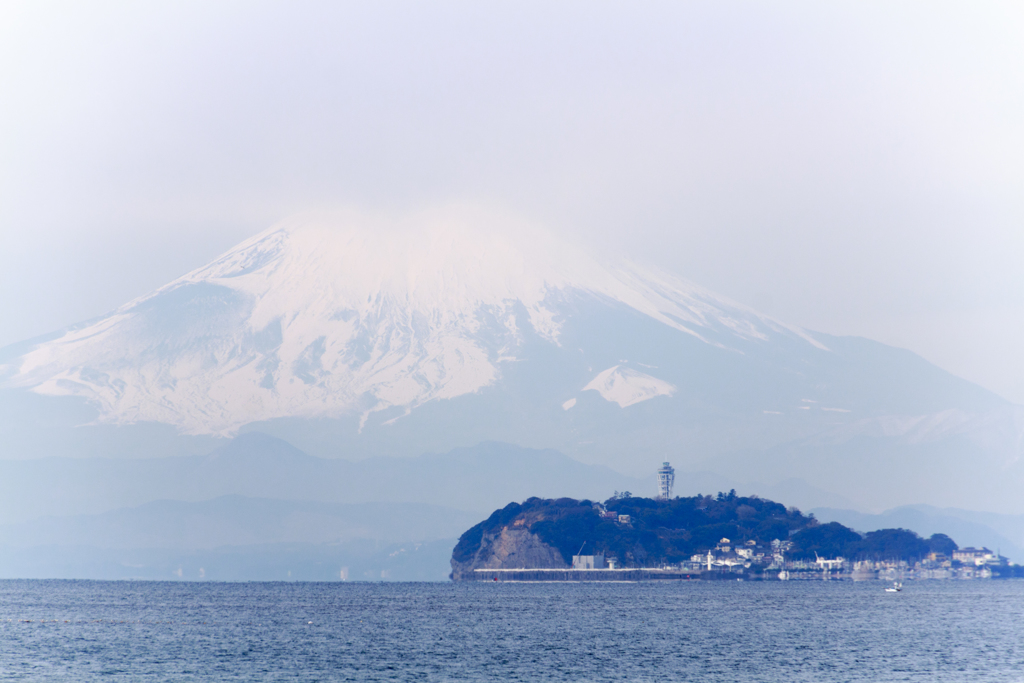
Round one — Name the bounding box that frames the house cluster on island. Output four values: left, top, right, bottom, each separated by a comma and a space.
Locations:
689, 538, 1011, 580
571, 536, 1011, 581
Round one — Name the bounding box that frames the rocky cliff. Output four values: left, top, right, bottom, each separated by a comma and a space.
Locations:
451, 497, 597, 579
450, 526, 567, 580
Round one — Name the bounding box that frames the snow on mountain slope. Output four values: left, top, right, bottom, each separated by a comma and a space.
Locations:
583, 366, 676, 408
5, 207, 823, 435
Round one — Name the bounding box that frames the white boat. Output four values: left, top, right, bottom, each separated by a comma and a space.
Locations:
884, 581, 902, 592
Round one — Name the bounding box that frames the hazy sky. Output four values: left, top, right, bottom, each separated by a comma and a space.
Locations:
2, 1, 1023, 402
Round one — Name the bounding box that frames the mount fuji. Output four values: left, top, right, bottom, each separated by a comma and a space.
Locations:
2, 207, 1022, 512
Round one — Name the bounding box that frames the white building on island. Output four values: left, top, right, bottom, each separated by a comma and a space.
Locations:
572, 554, 606, 569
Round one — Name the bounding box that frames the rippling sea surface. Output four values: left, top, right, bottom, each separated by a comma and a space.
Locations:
1, 579, 1022, 681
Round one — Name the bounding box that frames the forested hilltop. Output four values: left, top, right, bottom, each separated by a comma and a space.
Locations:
452, 492, 958, 577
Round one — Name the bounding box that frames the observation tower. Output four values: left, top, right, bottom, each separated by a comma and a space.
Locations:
657, 461, 675, 499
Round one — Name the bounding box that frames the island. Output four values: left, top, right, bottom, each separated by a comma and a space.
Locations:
451, 492, 1019, 581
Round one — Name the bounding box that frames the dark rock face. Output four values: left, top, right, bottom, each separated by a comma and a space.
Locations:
450, 527, 567, 580
450, 498, 589, 580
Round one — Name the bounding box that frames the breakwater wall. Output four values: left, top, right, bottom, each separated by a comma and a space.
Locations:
465, 567, 1024, 581
469, 568, 699, 581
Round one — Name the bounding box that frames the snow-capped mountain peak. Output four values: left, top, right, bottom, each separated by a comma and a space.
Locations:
7, 207, 823, 435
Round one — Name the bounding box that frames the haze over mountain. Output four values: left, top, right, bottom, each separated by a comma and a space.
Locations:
2, 209, 1022, 514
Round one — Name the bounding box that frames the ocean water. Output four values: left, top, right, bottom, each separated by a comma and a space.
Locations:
1, 579, 1022, 681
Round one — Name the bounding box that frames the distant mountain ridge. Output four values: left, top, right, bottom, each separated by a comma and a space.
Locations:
812, 505, 1024, 563
0, 433, 855, 581
0, 433, 1020, 581
0, 496, 477, 550
0, 435, 648, 524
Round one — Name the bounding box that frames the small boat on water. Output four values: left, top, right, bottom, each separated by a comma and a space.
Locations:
884, 581, 902, 592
